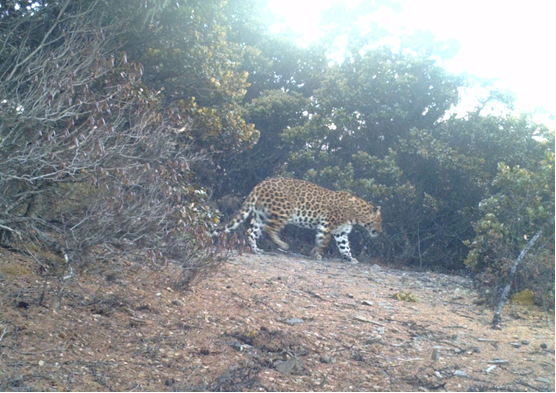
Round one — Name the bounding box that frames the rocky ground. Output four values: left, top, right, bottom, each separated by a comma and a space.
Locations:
0, 247, 554, 391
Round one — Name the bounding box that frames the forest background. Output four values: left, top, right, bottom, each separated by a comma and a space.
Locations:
0, 0, 554, 308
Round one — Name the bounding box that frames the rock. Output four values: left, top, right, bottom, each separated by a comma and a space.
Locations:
540, 342, 548, 350
521, 340, 530, 345
485, 365, 497, 373
275, 357, 300, 375
369, 264, 382, 272
227, 341, 244, 351
362, 300, 373, 306
510, 342, 521, 348
285, 318, 303, 325
454, 370, 467, 378
488, 359, 509, 364
536, 377, 550, 384
164, 379, 175, 387
365, 336, 381, 344
319, 355, 336, 364
347, 293, 354, 298
431, 349, 439, 362
477, 338, 498, 343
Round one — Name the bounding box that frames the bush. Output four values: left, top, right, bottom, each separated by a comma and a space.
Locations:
0, 0, 242, 294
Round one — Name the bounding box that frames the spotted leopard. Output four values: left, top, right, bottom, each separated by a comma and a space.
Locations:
215, 177, 382, 263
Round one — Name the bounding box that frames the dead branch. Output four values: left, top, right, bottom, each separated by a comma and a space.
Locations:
492, 219, 552, 328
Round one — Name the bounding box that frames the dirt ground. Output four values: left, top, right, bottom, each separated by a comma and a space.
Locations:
0, 247, 554, 392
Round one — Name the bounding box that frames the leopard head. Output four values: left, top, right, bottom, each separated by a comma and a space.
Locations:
362, 205, 382, 238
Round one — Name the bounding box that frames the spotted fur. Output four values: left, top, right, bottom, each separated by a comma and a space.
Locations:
216, 177, 382, 263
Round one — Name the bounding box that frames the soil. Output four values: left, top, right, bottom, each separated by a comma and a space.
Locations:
0, 247, 554, 392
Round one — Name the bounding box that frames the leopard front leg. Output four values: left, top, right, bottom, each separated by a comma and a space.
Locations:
333, 230, 358, 263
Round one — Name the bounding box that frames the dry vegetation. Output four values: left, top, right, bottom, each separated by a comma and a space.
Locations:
0, 247, 553, 392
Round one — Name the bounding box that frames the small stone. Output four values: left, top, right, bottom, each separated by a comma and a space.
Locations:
347, 293, 354, 298
164, 379, 175, 387
485, 365, 497, 373
488, 359, 509, 364
227, 342, 244, 351
521, 340, 530, 345
38, 360, 45, 367
199, 348, 209, 356
540, 342, 548, 350
275, 357, 299, 375
536, 377, 550, 384
431, 349, 439, 362
510, 342, 521, 348
365, 336, 381, 344
362, 300, 373, 306
454, 370, 467, 378
285, 318, 303, 325
319, 355, 336, 364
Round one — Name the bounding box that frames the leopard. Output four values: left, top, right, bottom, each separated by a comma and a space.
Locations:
215, 177, 382, 263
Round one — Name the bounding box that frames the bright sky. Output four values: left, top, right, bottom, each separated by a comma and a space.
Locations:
267, 0, 556, 128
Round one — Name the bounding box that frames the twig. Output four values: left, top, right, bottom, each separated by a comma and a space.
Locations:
0, 223, 22, 239
6, 0, 72, 81
0, 327, 7, 342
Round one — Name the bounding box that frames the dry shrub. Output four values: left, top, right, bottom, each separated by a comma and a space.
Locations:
0, 0, 227, 300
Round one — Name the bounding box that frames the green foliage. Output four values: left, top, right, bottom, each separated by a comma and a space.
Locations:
118, 0, 259, 152
464, 133, 555, 271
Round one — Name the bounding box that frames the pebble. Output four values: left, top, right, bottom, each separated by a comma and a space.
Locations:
454, 370, 467, 378
521, 340, 530, 345
540, 342, 548, 349
275, 357, 299, 375
536, 377, 550, 384
285, 318, 303, 325
510, 342, 521, 348
319, 355, 336, 364
485, 365, 497, 373
362, 300, 373, 306
488, 359, 509, 364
